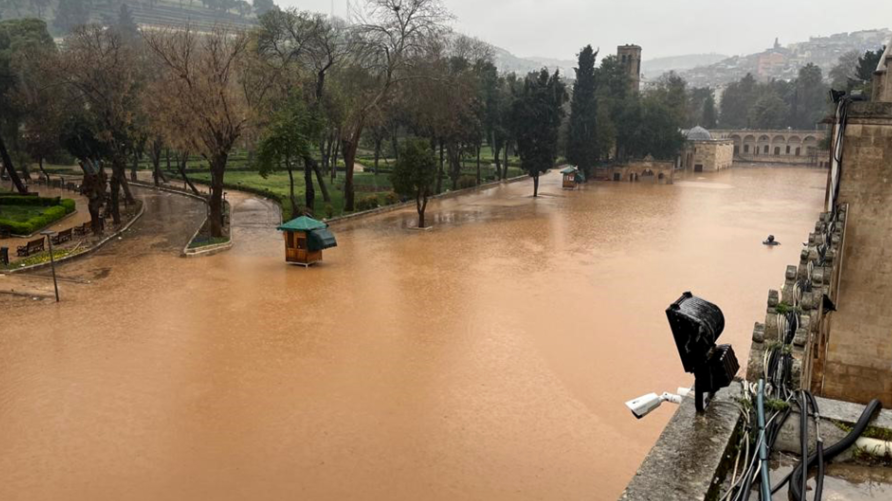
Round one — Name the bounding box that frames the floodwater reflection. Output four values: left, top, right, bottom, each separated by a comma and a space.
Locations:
1, 167, 827, 500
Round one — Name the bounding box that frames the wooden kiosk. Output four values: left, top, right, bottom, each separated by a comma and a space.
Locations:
277, 216, 338, 267
561, 166, 584, 188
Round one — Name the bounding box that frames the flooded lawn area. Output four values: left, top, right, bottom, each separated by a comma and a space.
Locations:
1, 167, 828, 500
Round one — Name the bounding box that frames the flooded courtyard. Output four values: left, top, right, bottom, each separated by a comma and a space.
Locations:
1, 166, 828, 500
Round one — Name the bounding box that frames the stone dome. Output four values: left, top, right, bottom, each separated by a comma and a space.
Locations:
686, 126, 712, 141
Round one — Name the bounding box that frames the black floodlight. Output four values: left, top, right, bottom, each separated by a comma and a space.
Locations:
666, 292, 740, 413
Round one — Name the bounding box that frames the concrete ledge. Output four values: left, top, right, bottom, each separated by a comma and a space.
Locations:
326, 174, 529, 226
620, 383, 744, 501
2, 200, 145, 275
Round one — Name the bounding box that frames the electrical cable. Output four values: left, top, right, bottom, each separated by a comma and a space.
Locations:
788, 399, 883, 501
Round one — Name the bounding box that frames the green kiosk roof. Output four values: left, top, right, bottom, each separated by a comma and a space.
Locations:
560, 166, 578, 174
277, 216, 328, 232
307, 228, 338, 251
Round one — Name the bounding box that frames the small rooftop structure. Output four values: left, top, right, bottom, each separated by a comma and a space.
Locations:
277, 216, 337, 267
686, 126, 713, 141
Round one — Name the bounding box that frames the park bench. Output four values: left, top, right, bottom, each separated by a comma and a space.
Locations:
72, 222, 91, 236
16, 237, 45, 257
51, 228, 72, 245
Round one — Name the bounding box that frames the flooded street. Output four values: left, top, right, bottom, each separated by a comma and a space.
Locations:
1, 166, 827, 500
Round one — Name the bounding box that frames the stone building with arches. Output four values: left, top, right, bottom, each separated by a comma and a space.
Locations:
710, 129, 829, 167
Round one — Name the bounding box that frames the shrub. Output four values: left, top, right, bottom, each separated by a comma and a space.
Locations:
382, 191, 400, 206
60, 199, 76, 213
0, 195, 61, 207
458, 176, 477, 189
324, 203, 334, 219
0, 199, 74, 235
355, 194, 380, 212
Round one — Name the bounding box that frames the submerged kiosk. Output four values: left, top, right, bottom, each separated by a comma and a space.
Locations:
561, 166, 584, 188
277, 216, 337, 266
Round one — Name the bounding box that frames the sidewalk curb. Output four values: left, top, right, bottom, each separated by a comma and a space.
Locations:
1, 200, 145, 275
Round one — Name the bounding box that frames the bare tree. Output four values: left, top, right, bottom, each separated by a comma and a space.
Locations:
338, 0, 451, 211
56, 25, 141, 225
144, 25, 272, 237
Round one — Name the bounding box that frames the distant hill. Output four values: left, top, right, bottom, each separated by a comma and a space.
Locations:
675, 29, 891, 88
641, 53, 728, 79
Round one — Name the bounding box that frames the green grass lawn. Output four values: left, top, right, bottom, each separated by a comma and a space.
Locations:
188, 166, 525, 218
0, 197, 76, 235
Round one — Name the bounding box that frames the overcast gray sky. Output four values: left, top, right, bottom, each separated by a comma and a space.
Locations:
278, 0, 892, 61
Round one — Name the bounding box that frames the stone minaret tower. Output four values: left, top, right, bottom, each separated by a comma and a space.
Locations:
617, 44, 642, 93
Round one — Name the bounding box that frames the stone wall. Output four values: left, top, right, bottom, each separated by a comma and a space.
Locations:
819, 102, 892, 406
601, 157, 675, 183
873, 44, 892, 102
680, 140, 734, 172
745, 209, 846, 393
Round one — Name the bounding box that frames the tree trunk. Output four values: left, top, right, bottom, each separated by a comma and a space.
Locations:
416, 192, 428, 229
208, 153, 227, 238
533, 172, 539, 197
131, 150, 139, 182
303, 157, 315, 215
503, 143, 509, 180
0, 134, 27, 194
342, 132, 361, 212
80, 160, 107, 235
331, 132, 341, 182
391, 129, 400, 162
373, 136, 382, 175
21, 161, 31, 182
38, 157, 49, 180
111, 152, 135, 206
476, 145, 481, 186
493, 134, 502, 182
177, 152, 200, 195
305, 155, 330, 203
436, 139, 444, 194
110, 173, 121, 225
286, 161, 300, 219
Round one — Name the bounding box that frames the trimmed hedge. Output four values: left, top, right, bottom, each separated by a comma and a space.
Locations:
0, 196, 76, 235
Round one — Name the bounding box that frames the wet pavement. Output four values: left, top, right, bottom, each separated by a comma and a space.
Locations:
1, 167, 828, 500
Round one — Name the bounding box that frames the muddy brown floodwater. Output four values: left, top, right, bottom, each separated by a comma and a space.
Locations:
1, 167, 827, 501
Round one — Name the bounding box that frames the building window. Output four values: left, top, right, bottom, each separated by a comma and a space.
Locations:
744, 145, 750, 153
734, 146, 739, 155
796, 147, 801, 156
774, 147, 780, 155
786, 145, 791, 154
764, 145, 769, 154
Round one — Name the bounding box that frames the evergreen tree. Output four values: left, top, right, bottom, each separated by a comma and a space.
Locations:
719, 73, 757, 128
789, 64, 826, 129
54, 0, 92, 34
116, 3, 138, 39
510, 69, 568, 197
701, 91, 718, 129
856, 47, 884, 83
391, 138, 437, 228
566, 45, 598, 177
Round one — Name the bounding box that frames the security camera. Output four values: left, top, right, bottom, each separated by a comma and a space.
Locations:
625, 392, 684, 419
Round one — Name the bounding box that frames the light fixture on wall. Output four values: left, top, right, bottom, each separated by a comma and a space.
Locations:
666, 292, 739, 413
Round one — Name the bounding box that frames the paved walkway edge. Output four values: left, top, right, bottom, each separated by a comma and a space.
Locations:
1, 200, 145, 275
129, 180, 234, 259
325, 174, 531, 226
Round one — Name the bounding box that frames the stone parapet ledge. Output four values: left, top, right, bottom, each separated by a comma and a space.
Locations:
619, 383, 744, 501
746, 207, 846, 389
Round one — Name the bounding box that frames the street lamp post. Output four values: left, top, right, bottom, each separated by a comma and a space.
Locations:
39, 230, 60, 302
